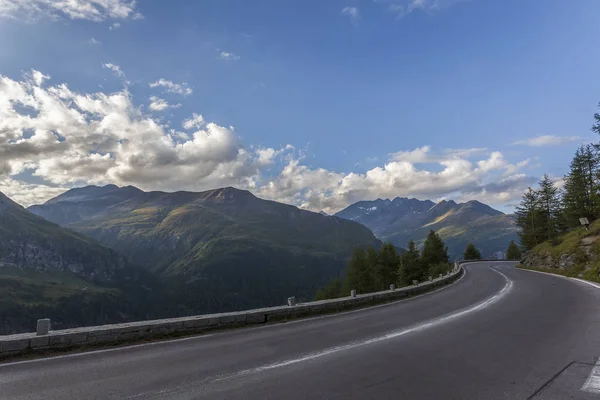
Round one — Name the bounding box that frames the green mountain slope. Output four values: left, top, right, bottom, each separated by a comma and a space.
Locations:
0, 191, 163, 334
29, 185, 381, 309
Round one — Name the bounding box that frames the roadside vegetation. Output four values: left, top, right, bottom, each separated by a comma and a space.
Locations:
515, 103, 600, 282
463, 243, 482, 260
315, 230, 453, 300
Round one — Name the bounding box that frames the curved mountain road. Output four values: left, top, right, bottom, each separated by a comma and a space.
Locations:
3, 261, 600, 399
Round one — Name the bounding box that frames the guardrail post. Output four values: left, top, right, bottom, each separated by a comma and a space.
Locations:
412, 280, 418, 286
287, 296, 296, 306
428, 276, 433, 281
350, 289, 357, 298
36, 318, 51, 336
439, 273, 443, 279
390, 284, 395, 291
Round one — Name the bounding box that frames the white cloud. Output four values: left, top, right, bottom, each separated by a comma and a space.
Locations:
341, 6, 360, 25
0, 69, 274, 203
109, 22, 120, 30
0, 69, 538, 214
182, 113, 205, 130
513, 135, 581, 147
102, 62, 124, 78
219, 51, 240, 61
148, 96, 181, 112
0, 0, 141, 22
149, 78, 192, 96
390, 146, 488, 164
257, 149, 531, 214
88, 37, 102, 45
386, 0, 468, 18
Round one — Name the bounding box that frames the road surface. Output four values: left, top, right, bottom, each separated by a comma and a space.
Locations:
3, 261, 600, 399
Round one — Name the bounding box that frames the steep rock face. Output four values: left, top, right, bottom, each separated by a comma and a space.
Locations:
336, 197, 518, 259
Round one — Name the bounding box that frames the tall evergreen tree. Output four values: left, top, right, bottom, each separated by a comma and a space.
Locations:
506, 240, 521, 261
463, 243, 482, 260
343, 247, 376, 295
538, 174, 563, 240
377, 243, 400, 290
364, 246, 380, 293
398, 240, 421, 286
515, 187, 545, 250
563, 145, 600, 227
421, 230, 449, 267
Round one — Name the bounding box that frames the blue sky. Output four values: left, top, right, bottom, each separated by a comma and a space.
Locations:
1, 0, 599, 213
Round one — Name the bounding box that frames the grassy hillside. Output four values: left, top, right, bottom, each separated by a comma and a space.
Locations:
520, 220, 600, 283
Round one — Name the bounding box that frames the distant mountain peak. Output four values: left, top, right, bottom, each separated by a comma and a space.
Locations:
204, 186, 255, 202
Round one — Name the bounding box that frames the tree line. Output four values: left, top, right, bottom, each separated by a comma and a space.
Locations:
516, 105, 600, 250
315, 230, 453, 300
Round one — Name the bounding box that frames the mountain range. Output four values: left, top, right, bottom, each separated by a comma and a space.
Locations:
0, 185, 517, 333
335, 197, 518, 258
23, 185, 380, 329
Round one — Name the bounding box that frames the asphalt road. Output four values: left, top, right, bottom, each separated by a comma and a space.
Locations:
3, 261, 600, 400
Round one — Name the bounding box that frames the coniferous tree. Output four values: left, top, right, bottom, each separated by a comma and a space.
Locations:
377, 243, 400, 290
563, 145, 600, 227
506, 240, 521, 261
538, 174, 563, 240
421, 230, 449, 267
463, 243, 482, 260
398, 240, 421, 286
364, 246, 380, 293
516, 187, 545, 250
343, 247, 373, 295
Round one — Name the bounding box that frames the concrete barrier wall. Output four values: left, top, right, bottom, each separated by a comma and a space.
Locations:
0, 265, 463, 360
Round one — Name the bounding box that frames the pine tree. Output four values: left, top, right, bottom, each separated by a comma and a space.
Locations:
343, 247, 374, 295
563, 145, 600, 227
506, 240, 521, 261
398, 240, 421, 286
364, 246, 380, 293
515, 187, 545, 250
463, 243, 482, 260
421, 230, 449, 267
377, 243, 400, 290
538, 174, 563, 240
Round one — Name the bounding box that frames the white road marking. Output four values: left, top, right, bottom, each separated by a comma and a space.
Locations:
582, 356, 600, 393
519, 267, 600, 291
571, 278, 600, 290
213, 267, 513, 382
0, 266, 468, 369
519, 267, 600, 395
